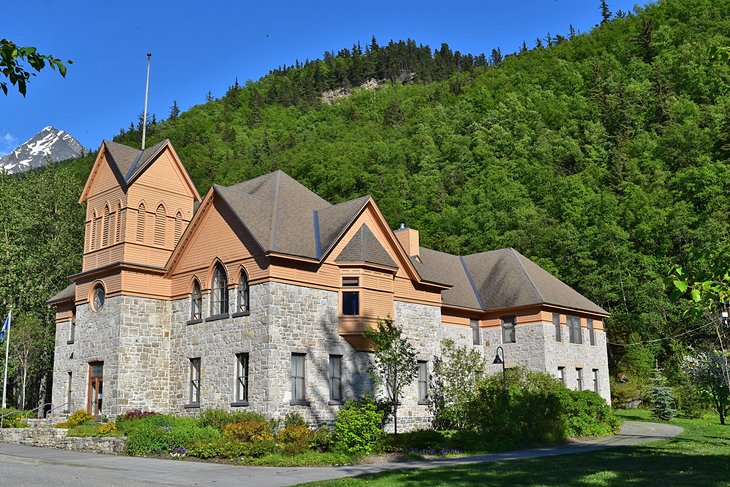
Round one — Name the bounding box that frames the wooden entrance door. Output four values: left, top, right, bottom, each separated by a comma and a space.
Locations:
87, 362, 104, 417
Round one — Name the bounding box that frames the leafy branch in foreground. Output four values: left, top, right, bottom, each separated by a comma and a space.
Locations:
0, 39, 72, 96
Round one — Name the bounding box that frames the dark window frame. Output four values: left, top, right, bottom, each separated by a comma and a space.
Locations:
568, 316, 582, 344
190, 280, 202, 322
417, 361, 429, 404
188, 357, 201, 407
588, 319, 596, 346
576, 367, 583, 391
232, 353, 249, 406
236, 270, 250, 315
553, 313, 562, 342
67, 311, 76, 345
592, 368, 599, 394
210, 263, 229, 316
557, 366, 566, 385
328, 355, 343, 404
501, 315, 516, 344
471, 319, 481, 345
290, 353, 308, 405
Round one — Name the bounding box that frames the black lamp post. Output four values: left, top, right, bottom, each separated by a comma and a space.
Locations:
493, 346, 506, 392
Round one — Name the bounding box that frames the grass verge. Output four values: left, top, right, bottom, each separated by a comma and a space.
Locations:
296, 410, 730, 486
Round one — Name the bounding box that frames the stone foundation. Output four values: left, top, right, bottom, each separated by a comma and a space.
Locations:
0, 428, 126, 455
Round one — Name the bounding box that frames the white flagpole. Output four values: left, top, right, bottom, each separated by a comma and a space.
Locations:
2, 308, 12, 409
141, 51, 152, 150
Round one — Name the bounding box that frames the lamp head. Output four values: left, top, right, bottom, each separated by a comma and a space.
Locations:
493, 354, 503, 365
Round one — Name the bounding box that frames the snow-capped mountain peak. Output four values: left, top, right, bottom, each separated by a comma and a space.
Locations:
0, 126, 86, 174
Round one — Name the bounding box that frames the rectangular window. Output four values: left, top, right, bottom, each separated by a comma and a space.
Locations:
342, 291, 359, 316
588, 319, 596, 346
553, 313, 561, 342
290, 353, 307, 404
417, 361, 429, 404
568, 316, 582, 344
68, 312, 76, 344
65, 372, 72, 413
329, 355, 343, 403
234, 353, 248, 404
593, 369, 599, 394
576, 368, 583, 391
501, 316, 516, 343
471, 319, 481, 345
342, 277, 359, 287
189, 358, 201, 406
557, 366, 566, 385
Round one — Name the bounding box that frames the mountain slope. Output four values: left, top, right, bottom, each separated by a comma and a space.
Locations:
0, 126, 86, 174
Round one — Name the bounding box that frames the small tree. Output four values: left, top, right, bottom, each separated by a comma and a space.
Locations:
648, 366, 675, 421
431, 339, 486, 429
364, 318, 417, 434
686, 351, 730, 424
10, 313, 46, 409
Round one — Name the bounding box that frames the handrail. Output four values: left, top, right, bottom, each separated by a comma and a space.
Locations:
0, 402, 67, 428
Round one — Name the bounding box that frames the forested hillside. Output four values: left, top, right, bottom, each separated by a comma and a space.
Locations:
2, 0, 730, 408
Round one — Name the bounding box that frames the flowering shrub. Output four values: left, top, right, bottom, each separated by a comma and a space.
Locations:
67, 410, 94, 428
223, 420, 273, 442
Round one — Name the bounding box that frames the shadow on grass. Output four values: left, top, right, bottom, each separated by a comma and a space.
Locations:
344, 447, 730, 486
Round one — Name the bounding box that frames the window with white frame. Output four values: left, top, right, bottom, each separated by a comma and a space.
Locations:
501, 315, 516, 343
417, 361, 429, 404
234, 353, 248, 404
189, 358, 201, 406
329, 355, 343, 403
341, 277, 359, 316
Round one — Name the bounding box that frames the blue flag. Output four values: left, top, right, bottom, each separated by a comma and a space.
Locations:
0, 311, 10, 344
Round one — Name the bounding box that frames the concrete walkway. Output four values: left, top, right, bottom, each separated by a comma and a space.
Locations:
0, 421, 683, 487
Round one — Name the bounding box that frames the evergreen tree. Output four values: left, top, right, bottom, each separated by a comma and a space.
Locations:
520, 41, 528, 54
601, 0, 612, 24
535, 37, 544, 49
490, 47, 503, 66
168, 100, 180, 120
648, 366, 676, 421
205, 90, 214, 103
569, 24, 577, 39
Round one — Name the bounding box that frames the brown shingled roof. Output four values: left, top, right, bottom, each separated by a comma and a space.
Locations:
47, 283, 75, 304
335, 224, 398, 269
103, 139, 169, 184
416, 246, 607, 315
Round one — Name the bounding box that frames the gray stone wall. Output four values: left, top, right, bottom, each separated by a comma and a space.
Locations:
52, 295, 173, 419
0, 428, 126, 454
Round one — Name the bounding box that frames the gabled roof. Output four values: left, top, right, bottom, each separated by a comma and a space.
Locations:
418, 247, 608, 316
47, 283, 75, 304
79, 139, 201, 202
335, 224, 398, 269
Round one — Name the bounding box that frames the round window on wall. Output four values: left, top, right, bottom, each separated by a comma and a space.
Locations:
92, 284, 105, 312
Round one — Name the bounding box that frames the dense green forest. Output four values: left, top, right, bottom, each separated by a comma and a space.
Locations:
2, 0, 729, 409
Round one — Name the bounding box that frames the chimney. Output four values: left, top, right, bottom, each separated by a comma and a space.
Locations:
394, 224, 420, 259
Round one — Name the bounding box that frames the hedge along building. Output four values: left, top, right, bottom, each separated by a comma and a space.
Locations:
48, 139, 610, 430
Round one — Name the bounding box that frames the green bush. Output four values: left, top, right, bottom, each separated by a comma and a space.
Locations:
333, 398, 384, 455
0, 408, 32, 428
307, 426, 334, 452
223, 419, 273, 442
464, 369, 566, 448
199, 409, 267, 432
187, 438, 250, 459
559, 389, 619, 437
67, 410, 94, 428
284, 411, 307, 427
124, 414, 220, 456
278, 425, 311, 455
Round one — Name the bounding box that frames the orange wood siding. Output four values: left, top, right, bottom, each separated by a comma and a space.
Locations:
169, 195, 268, 298
55, 307, 74, 324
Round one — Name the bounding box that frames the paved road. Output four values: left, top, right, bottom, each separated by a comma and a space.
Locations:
0, 421, 683, 487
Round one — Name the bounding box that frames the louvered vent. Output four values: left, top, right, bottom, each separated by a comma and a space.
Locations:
102, 206, 110, 247
174, 211, 183, 245
136, 203, 145, 242
155, 204, 166, 246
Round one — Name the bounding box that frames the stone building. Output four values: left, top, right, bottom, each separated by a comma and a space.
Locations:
48, 139, 610, 429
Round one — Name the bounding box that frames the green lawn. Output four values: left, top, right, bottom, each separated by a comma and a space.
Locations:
298, 410, 730, 487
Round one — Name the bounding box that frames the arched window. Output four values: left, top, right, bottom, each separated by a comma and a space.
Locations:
191, 280, 202, 321
136, 203, 145, 242
211, 263, 229, 316
115, 201, 123, 243
155, 204, 166, 246
174, 211, 183, 245
237, 270, 249, 313
102, 205, 110, 247
89, 210, 97, 251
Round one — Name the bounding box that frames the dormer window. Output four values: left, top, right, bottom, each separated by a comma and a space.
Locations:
341, 277, 359, 316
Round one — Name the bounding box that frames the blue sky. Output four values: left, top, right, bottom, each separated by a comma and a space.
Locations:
1, 0, 651, 155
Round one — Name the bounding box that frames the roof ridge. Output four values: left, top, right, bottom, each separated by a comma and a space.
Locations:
509, 247, 545, 303
459, 256, 486, 309
269, 171, 281, 250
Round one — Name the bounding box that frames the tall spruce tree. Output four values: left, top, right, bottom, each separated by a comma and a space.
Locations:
601, 0, 612, 24
648, 366, 676, 421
